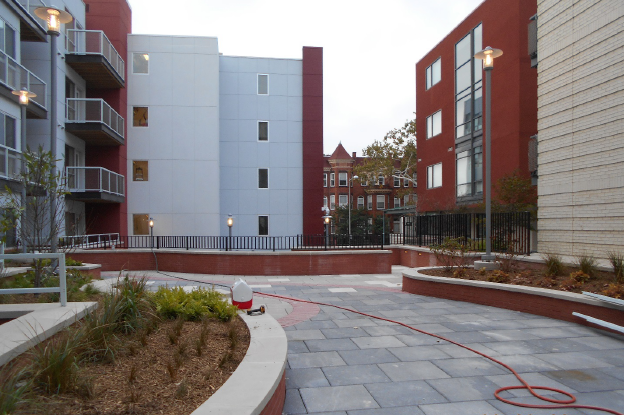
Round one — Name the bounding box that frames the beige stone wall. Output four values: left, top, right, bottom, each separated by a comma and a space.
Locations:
537, 0, 624, 258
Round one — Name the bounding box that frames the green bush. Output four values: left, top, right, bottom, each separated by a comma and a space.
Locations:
430, 237, 470, 272
0, 363, 31, 413
542, 253, 564, 277
29, 329, 84, 394
607, 251, 624, 283
575, 254, 597, 278
65, 257, 83, 267
153, 286, 238, 322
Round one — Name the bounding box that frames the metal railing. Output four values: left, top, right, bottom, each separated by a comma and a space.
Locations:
0, 146, 21, 180
66, 98, 125, 138
66, 166, 125, 197
14, 0, 49, 32
402, 212, 532, 255
66, 29, 125, 81
59, 233, 120, 249
67, 234, 388, 251
0, 50, 47, 109
0, 252, 67, 306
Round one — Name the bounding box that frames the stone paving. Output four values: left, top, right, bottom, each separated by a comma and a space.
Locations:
103, 266, 624, 415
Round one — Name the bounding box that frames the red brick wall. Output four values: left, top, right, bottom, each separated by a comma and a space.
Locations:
69, 251, 392, 275
388, 248, 439, 268
259, 372, 285, 415
402, 276, 624, 331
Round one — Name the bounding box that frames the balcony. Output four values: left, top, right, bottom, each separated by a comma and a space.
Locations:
0, 50, 47, 119
66, 166, 125, 203
65, 30, 125, 88
8, 0, 48, 42
65, 98, 125, 146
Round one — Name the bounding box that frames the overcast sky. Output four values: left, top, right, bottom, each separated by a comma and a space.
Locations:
128, 0, 484, 155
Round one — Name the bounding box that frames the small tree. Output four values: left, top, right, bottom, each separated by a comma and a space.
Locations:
493, 170, 537, 213
1, 146, 68, 287
332, 206, 369, 235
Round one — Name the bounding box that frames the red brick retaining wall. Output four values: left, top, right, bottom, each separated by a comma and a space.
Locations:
259, 372, 286, 415
69, 250, 392, 275
403, 275, 624, 331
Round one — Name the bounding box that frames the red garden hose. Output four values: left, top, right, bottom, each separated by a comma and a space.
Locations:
257, 291, 624, 415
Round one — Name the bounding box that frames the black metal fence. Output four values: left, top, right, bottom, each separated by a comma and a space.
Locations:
60, 234, 387, 251
402, 211, 532, 255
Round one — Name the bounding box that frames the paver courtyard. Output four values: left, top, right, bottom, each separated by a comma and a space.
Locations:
108, 266, 624, 415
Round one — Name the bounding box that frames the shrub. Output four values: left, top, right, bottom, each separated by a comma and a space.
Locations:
487, 270, 510, 283
152, 286, 238, 322
29, 329, 83, 394
542, 253, 564, 277
575, 254, 597, 278
65, 257, 83, 267
601, 283, 624, 299
570, 270, 591, 284
430, 237, 470, 272
452, 268, 467, 278
0, 363, 31, 413
607, 251, 624, 283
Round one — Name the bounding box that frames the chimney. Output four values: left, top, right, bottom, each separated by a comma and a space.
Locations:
352, 152, 357, 158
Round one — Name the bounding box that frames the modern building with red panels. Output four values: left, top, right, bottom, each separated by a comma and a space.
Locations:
415, 0, 537, 213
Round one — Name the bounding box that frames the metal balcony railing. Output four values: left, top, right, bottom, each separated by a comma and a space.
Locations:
66, 166, 125, 197
66, 98, 125, 138
14, 0, 49, 31
0, 146, 21, 180
66, 29, 125, 81
0, 50, 47, 110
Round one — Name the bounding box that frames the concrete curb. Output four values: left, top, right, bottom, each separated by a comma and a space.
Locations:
190, 311, 287, 415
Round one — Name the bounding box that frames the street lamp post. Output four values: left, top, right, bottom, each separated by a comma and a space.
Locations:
474, 46, 503, 262
348, 175, 359, 241
323, 215, 331, 251
227, 214, 233, 251
149, 217, 154, 248
35, 6, 73, 255
12, 88, 37, 253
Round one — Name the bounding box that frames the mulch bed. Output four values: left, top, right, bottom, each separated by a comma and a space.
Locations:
14, 316, 250, 415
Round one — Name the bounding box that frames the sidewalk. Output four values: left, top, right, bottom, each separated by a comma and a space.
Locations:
104, 267, 624, 415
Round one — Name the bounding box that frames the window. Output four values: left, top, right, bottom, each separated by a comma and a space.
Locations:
377, 195, 385, 210
456, 146, 482, 197
323, 196, 328, 208
330, 173, 335, 187
367, 195, 373, 210
427, 110, 442, 138
426, 58, 441, 89
323, 173, 328, 187
339, 172, 347, 186
357, 196, 364, 209
427, 163, 442, 189
258, 74, 269, 94
330, 195, 335, 210
404, 177, 409, 187
258, 121, 269, 141
394, 176, 400, 187
455, 24, 483, 140
258, 216, 269, 236
0, 113, 16, 149
258, 168, 268, 188
132, 160, 148, 181
0, 19, 16, 59
394, 197, 400, 208
377, 174, 384, 186
133, 214, 150, 235
339, 195, 348, 207
413, 172, 417, 187
133, 53, 149, 74
404, 194, 410, 205
361, 177, 368, 186
133, 107, 148, 127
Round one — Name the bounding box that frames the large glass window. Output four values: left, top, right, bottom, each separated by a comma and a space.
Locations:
455, 146, 483, 197
258, 216, 269, 235
133, 53, 149, 74
427, 110, 442, 138
426, 58, 441, 89
0, 19, 16, 59
258, 168, 268, 188
0, 114, 16, 149
455, 24, 482, 140
427, 163, 442, 189
258, 74, 269, 94
258, 121, 269, 141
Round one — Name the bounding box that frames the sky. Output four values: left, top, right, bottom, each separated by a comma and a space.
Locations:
128, 0, 484, 155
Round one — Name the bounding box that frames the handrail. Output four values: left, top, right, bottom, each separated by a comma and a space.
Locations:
0, 49, 47, 109
60, 233, 120, 249
66, 166, 125, 197
13, 0, 49, 33
65, 98, 125, 138
66, 29, 125, 81
0, 146, 21, 180
0, 253, 67, 306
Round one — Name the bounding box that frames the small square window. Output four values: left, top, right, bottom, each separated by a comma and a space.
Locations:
132, 160, 148, 181
133, 53, 149, 74
258, 121, 269, 141
258, 168, 268, 189
133, 214, 150, 235
258, 74, 269, 94
258, 215, 269, 236
133, 107, 148, 127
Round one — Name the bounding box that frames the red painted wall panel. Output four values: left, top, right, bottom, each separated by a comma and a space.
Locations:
415, 0, 537, 212
302, 47, 324, 235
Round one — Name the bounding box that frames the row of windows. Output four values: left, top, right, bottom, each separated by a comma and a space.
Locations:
323, 194, 415, 211
323, 173, 415, 188
133, 214, 270, 236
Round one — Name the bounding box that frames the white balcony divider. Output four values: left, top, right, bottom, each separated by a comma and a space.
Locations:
66, 98, 125, 138
66, 29, 125, 81
0, 146, 21, 180
66, 166, 125, 197
0, 50, 47, 109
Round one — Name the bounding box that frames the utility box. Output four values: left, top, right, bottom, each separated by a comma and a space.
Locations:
231, 279, 253, 309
